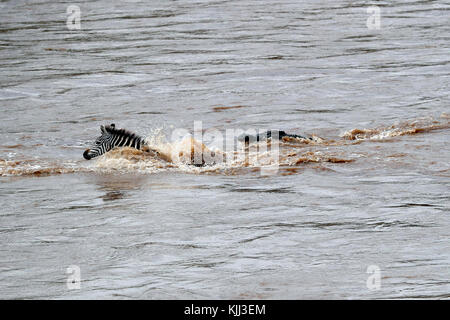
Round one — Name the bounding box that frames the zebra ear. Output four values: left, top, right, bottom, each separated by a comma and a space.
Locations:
100, 125, 106, 133
110, 123, 115, 128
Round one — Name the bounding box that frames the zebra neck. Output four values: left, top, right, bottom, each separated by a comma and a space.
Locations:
112, 132, 145, 150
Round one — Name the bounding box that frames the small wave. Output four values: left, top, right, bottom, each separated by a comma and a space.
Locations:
341, 116, 449, 141
212, 105, 248, 112
0, 159, 83, 177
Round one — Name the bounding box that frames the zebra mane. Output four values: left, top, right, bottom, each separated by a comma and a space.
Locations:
101, 123, 142, 140
83, 124, 147, 160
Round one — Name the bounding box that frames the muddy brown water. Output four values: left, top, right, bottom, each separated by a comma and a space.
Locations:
0, 0, 449, 299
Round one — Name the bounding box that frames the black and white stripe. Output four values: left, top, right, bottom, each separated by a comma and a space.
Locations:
83, 124, 146, 160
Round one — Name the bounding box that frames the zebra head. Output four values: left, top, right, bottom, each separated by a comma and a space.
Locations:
83, 123, 145, 160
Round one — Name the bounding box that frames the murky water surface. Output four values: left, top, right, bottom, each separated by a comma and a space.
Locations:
0, 0, 449, 299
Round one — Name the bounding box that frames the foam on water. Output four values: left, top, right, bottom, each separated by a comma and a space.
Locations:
1, 115, 448, 177
341, 115, 449, 141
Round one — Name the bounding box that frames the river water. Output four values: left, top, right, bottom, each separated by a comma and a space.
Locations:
0, 0, 449, 299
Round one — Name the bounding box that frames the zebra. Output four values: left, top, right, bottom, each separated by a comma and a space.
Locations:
83, 123, 148, 160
